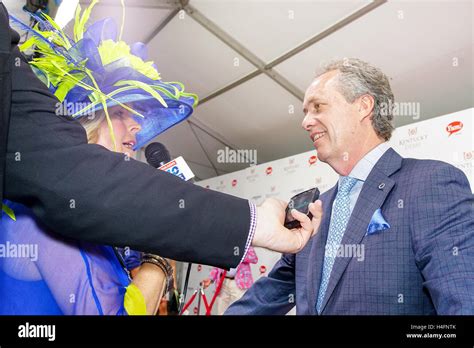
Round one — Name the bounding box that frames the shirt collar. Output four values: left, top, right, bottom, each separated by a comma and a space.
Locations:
340, 142, 391, 184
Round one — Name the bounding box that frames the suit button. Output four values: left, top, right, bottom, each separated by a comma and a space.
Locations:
378, 183, 385, 189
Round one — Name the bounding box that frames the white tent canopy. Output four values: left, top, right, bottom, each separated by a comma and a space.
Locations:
6, 0, 473, 180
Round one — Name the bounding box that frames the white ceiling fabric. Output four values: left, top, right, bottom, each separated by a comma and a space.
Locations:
5, 0, 473, 180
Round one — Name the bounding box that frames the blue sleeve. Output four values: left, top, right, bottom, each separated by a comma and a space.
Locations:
411, 162, 474, 314
116, 247, 142, 271
2, 202, 130, 315
225, 253, 296, 315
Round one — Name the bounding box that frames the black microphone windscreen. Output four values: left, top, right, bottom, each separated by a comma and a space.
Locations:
145, 142, 171, 168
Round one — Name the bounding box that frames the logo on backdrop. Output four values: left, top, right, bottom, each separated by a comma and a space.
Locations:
446, 121, 463, 136
308, 155, 318, 166
231, 179, 237, 187
259, 265, 267, 274
283, 157, 300, 174
265, 166, 273, 175
215, 180, 227, 191
408, 127, 417, 136
265, 185, 280, 198
398, 126, 428, 150
453, 149, 473, 175
314, 176, 330, 191
245, 166, 260, 182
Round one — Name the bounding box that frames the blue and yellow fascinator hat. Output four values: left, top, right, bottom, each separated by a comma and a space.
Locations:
10, 0, 198, 151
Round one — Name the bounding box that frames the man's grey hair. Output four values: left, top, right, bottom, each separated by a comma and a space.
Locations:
315, 58, 395, 141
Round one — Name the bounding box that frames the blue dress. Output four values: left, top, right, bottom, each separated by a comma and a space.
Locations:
0, 200, 141, 315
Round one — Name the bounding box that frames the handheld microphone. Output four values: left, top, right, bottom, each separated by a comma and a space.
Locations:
145, 142, 171, 168
144, 142, 194, 313
145, 142, 195, 181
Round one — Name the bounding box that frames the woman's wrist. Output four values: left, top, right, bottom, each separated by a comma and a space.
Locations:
140, 254, 174, 294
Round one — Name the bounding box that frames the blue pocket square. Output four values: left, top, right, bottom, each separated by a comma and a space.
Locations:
367, 208, 390, 235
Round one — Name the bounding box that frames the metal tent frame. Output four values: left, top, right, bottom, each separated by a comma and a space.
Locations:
113, 0, 388, 176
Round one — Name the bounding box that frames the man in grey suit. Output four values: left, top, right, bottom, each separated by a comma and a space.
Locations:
226, 58, 474, 315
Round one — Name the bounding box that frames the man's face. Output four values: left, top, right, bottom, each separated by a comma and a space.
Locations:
302, 70, 361, 164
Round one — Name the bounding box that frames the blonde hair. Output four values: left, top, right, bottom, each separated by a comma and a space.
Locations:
78, 110, 107, 144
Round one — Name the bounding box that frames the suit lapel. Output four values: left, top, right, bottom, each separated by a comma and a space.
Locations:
318, 148, 403, 313
307, 184, 337, 315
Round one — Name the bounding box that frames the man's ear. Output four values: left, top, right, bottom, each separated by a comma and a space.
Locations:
358, 94, 375, 122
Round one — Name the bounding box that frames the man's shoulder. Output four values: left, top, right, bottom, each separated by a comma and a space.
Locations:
396, 155, 470, 189
400, 156, 465, 177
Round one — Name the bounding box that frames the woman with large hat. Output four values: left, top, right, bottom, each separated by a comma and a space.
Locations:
1, 1, 197, 315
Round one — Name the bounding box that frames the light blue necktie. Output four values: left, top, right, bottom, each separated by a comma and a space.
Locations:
316, 176, 358, 314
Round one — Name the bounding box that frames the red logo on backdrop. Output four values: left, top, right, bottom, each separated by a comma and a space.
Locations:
259, 265, 267, 274
408, 127, 417, 136
232, 179, 237, 187
266, 167, 273, 175
197, 265, 202, 272
193, 307, 198, 314
464, 151, 473, 160
308, 155, 318, 165
446, 121, 463, 136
